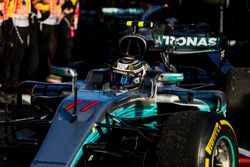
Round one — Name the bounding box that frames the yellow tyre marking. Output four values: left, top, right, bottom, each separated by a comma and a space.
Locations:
205, 158, 209, 167
204, 120, 236, 166
220, 120, 236, 136
205, 122, 221, 155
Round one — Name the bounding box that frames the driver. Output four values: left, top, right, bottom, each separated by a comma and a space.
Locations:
110, 56, 148, 90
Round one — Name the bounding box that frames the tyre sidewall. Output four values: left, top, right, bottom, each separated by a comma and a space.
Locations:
190, 113, 238, 167
156, 111, 238, 167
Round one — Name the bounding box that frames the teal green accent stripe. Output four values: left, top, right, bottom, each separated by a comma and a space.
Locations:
197, 105, 210, 112
164, 74, 184, 82
112, 103, 157, 118
71, 149, 82, 167
218, 104, 227, 115
71, 103, 157, 166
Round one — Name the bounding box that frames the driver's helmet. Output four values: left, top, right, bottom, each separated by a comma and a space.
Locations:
111, 56, 146, 89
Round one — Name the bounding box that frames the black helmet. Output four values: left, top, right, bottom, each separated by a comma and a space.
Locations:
111, 57, 146, 89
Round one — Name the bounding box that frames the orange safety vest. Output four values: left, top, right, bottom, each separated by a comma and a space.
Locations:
12, 0, 31, 27
59, 0, 79, 29
50, 0, 63, 16
12, 0, 31, 17
0, 0, 10, 24
42, 0, 64, 25
7, 0, 14, 18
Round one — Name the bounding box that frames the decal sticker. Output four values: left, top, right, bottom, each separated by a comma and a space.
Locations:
117, 62, 128, 70
205, 122, 221, 155
154, 35, 220, 47
81, 100, 100, 112
32, 160, 66, 165
64, 100, 100, 112
64, 100, 84, 111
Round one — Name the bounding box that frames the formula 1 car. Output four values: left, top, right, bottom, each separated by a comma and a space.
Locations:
0, 21, 239, 167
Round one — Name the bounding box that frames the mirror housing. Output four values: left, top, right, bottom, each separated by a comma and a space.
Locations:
119, 35, 154, 57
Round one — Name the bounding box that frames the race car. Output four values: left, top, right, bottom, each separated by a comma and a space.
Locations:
0, 21, 240, 167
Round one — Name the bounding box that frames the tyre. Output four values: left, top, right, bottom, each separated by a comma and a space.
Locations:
226, 67, 250, 143
226, 67, 250, 112
156, 110, 238, 167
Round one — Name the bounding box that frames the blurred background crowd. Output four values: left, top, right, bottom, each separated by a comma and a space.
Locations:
0, 0, 79, 96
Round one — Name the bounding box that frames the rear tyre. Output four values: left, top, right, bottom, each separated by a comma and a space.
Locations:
156, 110, 238, 167
226, 67, 250, 144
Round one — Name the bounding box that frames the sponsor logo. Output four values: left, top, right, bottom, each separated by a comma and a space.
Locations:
32, 160, 66, 165
154, 35, 219, 47
205, 122, 221, 155
117, 62, 129, 70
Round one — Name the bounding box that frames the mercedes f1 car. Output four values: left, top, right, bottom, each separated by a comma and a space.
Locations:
0, 20, 240, 167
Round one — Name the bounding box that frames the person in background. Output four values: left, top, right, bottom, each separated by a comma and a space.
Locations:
54, 0, 79, 67
19, 0, 51, 82
0, 0, 8, 57
33, 0, 64, 82
0, 0, 31, 99
0, 0, 7, 100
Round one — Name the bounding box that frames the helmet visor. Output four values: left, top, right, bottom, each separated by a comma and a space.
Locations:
111, 73, 133, 86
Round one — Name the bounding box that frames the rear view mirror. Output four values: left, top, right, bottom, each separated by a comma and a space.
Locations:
50, 66, 78, 93
119, 35, 148, 57
50, 66, 77, 78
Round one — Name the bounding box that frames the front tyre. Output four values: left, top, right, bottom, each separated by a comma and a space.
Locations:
156, 110, 238, 167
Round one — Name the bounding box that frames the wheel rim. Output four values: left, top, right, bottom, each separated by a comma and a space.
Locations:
212, 136, 235, 167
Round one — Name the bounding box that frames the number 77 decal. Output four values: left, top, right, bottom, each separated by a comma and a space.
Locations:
64, 100, 100, 112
